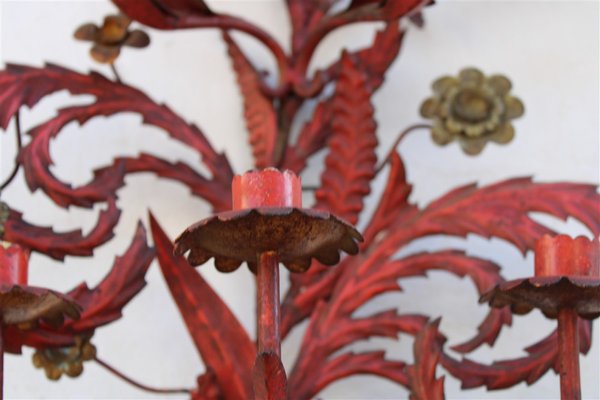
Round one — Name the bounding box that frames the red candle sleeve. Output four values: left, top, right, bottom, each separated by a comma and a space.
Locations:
0, 243, 29, 286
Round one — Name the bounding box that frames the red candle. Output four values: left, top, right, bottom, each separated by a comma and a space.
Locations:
232, 168, 302, 210
534, 234, 599, 277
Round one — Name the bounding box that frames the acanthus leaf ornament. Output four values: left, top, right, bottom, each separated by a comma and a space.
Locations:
0, 1, 598, 399
224, 32, 278, 169
3, 222, 154, 354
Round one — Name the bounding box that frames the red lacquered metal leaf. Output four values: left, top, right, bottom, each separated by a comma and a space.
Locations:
253, 352, 288, 400
314, 53, 377, 225
94, 153, 230, 212
283, 23, 403, 173
112, 0, 213, 29
0, 63, 109, 129
290, 349, 408, 399
376, 250, 503, 295
285, 178, 598, 393
288, 285, 429, 398
325, 310, 431, 355
382, 178, 600, 255
155, 0, 214, 16
347, 0, 379, 10
280, 24, 412, 337
191, 369, 221, 400
4, 222, 153, 352
355, 21, 404, 90
280, 259, 343, 338
382, 0, 431, 20
406, 319, 445, 400
140, 106, 233, 210
223, 32, 277, 168
451, 308, 512, 353
282, 100, 332, 173
113, 0, 176, 29
18, 101, 132, 208
65, 222, 154, 331
2, 198, 120, 260
286, 0, 330, 54
324, 22, 405, 91
360, 251, 511, 352
1, 64, 232, 211
286, 249, 508, 349
281, 151, 409, 334
363, 151, 415, 247
321, 351, 409, 390
21, 116, 128, 208
441, 320, 592, 390
149, 213, 255, 399
286, 247, 509, 397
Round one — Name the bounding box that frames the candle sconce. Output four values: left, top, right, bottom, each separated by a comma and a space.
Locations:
482, 235, 600, 400
0, 1, 598, 399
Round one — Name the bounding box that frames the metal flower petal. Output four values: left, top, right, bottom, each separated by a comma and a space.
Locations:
73, 23, 99, 42
90, 44, 121, 64
123, 30, 151, 48
32, 336, 96, 380
420, 67, 525, 155
74, 13, 149, 64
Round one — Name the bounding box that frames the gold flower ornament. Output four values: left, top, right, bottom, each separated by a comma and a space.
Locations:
420, 68, 524, 155
33, 336, 96, 380
74, 14, 150, 64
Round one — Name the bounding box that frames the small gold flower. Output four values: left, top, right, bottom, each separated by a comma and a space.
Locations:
420, 67, 524, 155
33, 336, 96, 380
74, 14, 150, 64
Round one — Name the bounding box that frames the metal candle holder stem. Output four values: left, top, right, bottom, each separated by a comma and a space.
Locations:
482, 235, 600, 400
174, 168, 362, 399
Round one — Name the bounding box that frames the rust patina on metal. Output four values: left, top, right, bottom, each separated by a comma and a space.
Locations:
0, 285, 80, 328
1, 1, 600, 398
0, 243, 80, 328
174, 168, 362, 273
481, 276, 600, 319
174, 207, 362, 273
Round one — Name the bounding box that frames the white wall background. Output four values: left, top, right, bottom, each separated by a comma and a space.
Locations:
1, 0, 598, 399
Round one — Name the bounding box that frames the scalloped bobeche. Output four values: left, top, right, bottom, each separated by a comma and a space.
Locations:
174, 207, 363, 273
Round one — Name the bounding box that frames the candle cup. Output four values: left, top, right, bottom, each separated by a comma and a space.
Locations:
232, 168, 302, 210
0, 242, 29, 286
535, 234, 599, 278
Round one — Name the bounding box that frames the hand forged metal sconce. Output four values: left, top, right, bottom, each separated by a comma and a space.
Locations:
482, 235, 600, 400
174, 168, 362, 398
1, 1, 599, 398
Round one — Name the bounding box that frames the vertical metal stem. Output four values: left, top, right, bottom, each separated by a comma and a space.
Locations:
257, 251, 280, 356
1, 322, 4, 400
110, 63, 122, 84
557, 308, 581, 400
0, 111, 23, 192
